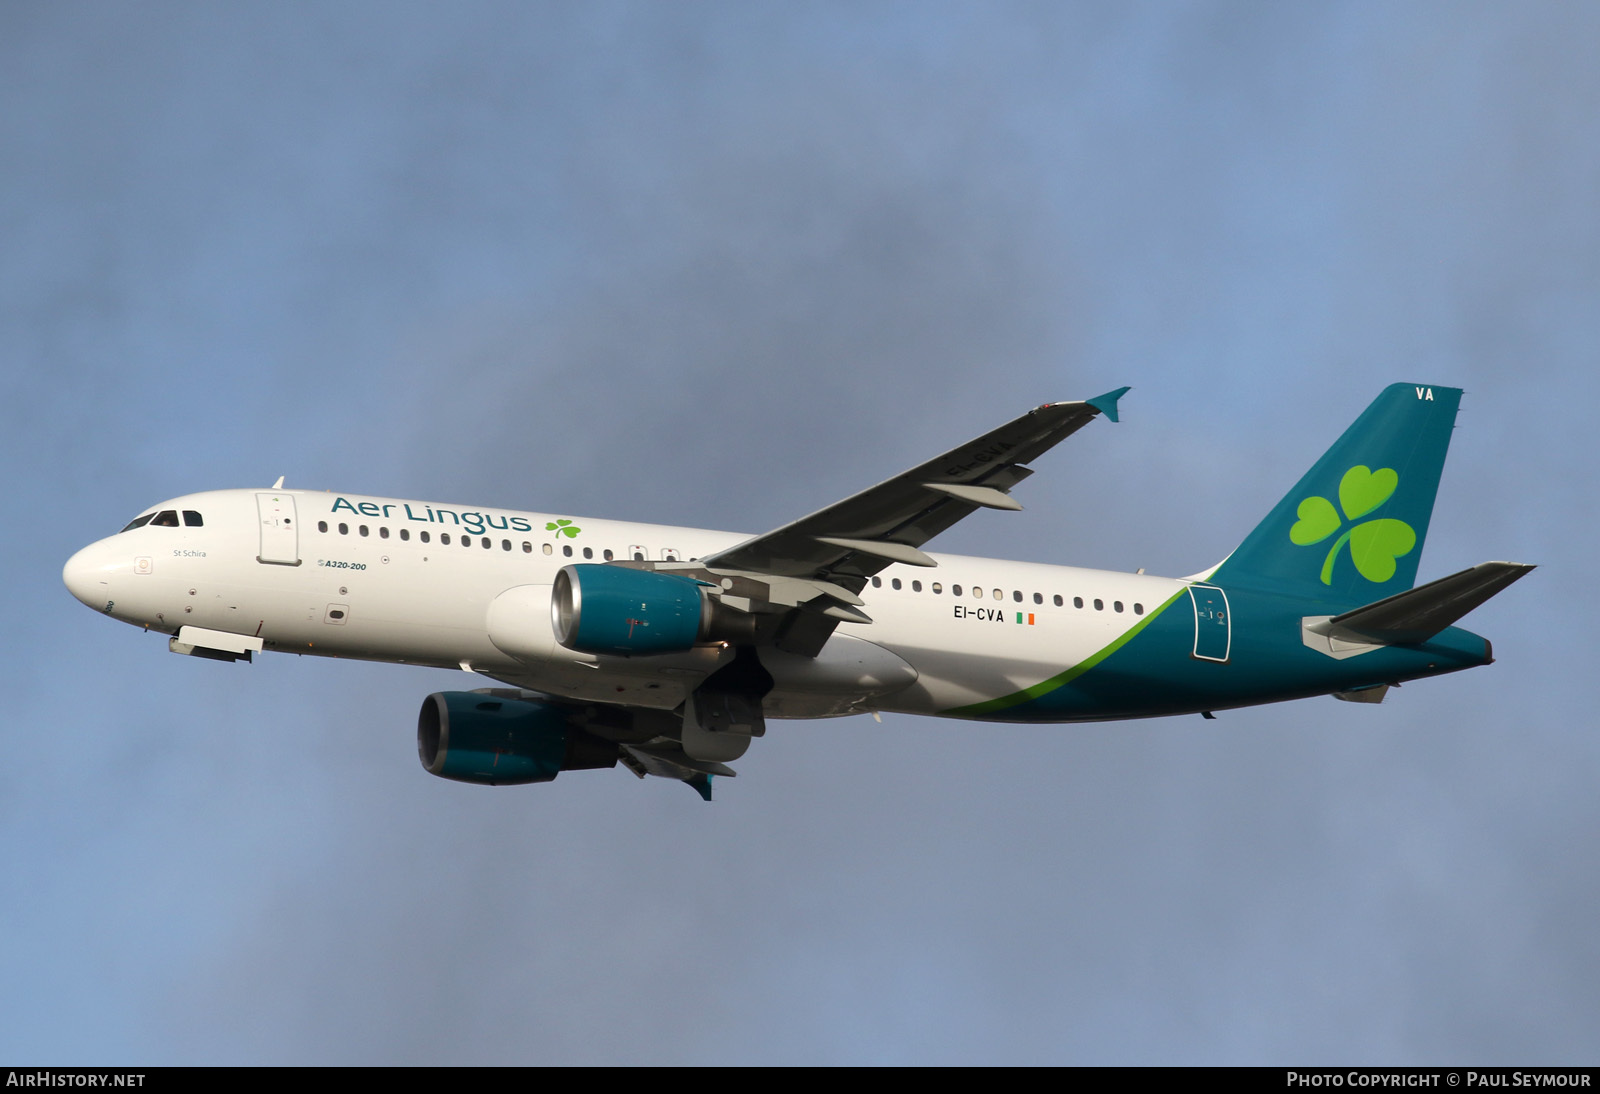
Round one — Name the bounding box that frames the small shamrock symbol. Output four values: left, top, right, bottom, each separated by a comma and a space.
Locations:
545, 519, 581, 539
1289, 465, 1416, 585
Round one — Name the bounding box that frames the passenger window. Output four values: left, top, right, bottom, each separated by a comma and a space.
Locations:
400, 529, 410, 541
1094, 599, 1104, 611
1073, 597, 1083, 608
1134, 603, 1144, 615
479, 537, 489, 549
380, 527, 389, 539
338, 523, 349, 535
420, 531, 430, 544
932, 583, 942, 594
182, 511, 203, 527
1114, 601, 1124, 613
463, 537, 473, 549
603, 549, 614, 561
993, 589, 1003, 601
911, 580, 922, 592
359, 525, 369, 537
120, 513, 155, 532
151, 511, 179, 527
1012, 590, 1023, 603
951, 584, 962, 596
563, 545, 573, 557
583, 547, 593, 559
891, 578, 902, 590
973, 587, 984, 600
522, 542, 532, 553
318, 521, 328, 533
871, 577, 881, 588
1053, 594, 1063, 607
1033, 592, 1042, 605
502, 540, 512, 551
542, 543, 552, 555
441, 533, 451, 545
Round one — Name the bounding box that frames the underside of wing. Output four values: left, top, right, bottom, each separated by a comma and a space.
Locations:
438, 685, 733, 800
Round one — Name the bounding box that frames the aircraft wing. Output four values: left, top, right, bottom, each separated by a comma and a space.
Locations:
700, 388, 1129, 585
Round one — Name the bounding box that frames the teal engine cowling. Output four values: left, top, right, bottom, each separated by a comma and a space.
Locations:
551, 564, 714, 655
417, 691, 619, 786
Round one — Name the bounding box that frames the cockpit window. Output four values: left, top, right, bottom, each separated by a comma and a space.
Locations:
120, 513, 155, 533
182, 511, 203, 527
150, 510, 180, 527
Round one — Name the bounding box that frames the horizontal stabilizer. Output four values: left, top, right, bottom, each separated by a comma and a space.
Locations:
1330, 561, 1535, 643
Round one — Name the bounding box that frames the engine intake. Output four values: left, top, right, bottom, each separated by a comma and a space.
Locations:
552, 564, 715, 655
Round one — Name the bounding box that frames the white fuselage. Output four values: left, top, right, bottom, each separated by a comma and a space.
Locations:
64, 488, 1188, 720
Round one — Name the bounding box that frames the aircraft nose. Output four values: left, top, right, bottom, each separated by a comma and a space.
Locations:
63, 543, 111, 611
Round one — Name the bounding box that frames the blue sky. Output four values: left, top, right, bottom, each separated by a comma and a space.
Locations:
4, 1, 1596, 1063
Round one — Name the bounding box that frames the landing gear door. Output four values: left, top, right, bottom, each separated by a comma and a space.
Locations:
256, 493, 300, 566
1188, 584, 1230, 663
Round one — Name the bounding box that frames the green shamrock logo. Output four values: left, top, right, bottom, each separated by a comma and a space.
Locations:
1289, 465, 1416, 585
545, 519, 581, 538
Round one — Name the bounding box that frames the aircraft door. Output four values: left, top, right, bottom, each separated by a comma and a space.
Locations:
1187, 584, 1230, 662
256, 493, 300, 566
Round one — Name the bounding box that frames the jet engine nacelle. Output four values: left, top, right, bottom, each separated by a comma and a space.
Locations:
551, 564, 717, 655
417, 691, 618, 786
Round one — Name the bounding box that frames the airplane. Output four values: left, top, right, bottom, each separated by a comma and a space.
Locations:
62, 383, 1532, 800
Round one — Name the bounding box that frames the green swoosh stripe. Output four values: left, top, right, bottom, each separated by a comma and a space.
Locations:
943, 587, 1189, 717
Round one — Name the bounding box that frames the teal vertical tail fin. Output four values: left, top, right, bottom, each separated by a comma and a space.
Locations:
1209, 383, 1463, 605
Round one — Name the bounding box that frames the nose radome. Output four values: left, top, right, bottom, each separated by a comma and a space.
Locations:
63, 544, 110, 610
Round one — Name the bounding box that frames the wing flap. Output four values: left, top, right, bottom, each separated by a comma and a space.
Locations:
621, 743, 737, 779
